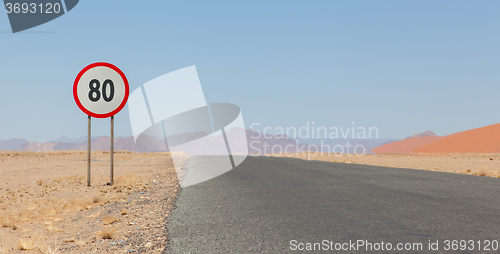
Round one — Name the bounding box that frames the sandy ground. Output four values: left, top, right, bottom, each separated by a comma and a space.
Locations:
269, 152, 500, 177
2, 150, 499, 253
0, 151, 186, 254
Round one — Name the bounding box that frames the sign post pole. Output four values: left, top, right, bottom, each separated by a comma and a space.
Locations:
110, 115, 114, 186
87, 115, 91, 187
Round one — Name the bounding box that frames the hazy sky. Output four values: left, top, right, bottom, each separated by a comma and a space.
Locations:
1, 1, 500, 142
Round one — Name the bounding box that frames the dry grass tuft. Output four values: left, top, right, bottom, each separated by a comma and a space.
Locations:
35, 239, 60, 254
0, 215, 15, 228
62, 237, 75, 243
75, 240, 86, 247
87, 211, 101, 219
53, 174, 84, 184
120, 208, 128, 215
97, 227, 116, 239
475, 171, 487, 177
17, 238, 36, 250
102, 215, 119, 225
115, 174, 146, 188
45, 222, 65, 233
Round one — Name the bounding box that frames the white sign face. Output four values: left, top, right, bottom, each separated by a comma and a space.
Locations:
73, 63, 129, 118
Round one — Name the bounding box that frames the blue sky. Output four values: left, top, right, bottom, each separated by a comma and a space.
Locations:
1, 1, 500, 142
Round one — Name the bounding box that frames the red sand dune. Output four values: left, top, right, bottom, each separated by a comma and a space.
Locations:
412, 123, 500, 154
372, 136, 444, 154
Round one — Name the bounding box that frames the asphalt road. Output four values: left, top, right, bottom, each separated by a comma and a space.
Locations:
166, 156, 500, 253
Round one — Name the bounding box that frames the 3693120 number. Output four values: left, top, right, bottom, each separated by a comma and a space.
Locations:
5, 2, 61, 14
443, 240, 499, 251
89, 79, 115, 102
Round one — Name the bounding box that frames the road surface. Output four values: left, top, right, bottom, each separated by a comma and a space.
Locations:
166, 156, 500, 253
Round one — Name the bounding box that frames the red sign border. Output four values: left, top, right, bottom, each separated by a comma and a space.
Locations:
73, 62, 129, 118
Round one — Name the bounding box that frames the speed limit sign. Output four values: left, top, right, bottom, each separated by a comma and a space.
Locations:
73, 62, 129, 187
73, 62, 129, 118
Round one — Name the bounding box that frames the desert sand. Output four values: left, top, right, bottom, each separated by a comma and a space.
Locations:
2, 150, 499, 253
372, 136, 444, 154
270, 152, 500, 178
0, 151, 184, 254
413, 123, 500, 153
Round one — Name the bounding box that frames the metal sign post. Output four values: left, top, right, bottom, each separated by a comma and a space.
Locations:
87, 115, 91, 186
110, 115, 114, 185
74, 62, 129, 187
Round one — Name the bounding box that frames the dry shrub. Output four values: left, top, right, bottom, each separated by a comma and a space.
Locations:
473, 164, 493, 177
61, 197, 93, 212
63, 237, 75, 243
35, 239, 60, 254
475, 170, 487, 177
109, 193, 127, 203
102, 215, 119, 225
97, 227, 116, 239
75, 240, 86, 247
114, 174, 146, 188
0, 215, 20, 230
17, 238, 36, 250
87, 211, 101, 219
45, 222, 64, 233
0, 215, 15, 228
18, 208, 35, 222
21, 196, 95, 220
53, 175, 85, 185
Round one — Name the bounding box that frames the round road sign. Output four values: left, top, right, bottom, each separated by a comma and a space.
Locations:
73, 62, 129, 118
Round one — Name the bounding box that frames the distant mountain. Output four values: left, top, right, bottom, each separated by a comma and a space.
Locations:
0, 138, 29, 151
245, 129, 300, 155
14, 123, 499, 155
410, 131, 437, 138
52, 135, 98, 143
6, 129, 398, 156
18, 136, 147, 152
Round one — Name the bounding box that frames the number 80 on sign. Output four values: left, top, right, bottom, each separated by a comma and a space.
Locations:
73, 62, 129, 118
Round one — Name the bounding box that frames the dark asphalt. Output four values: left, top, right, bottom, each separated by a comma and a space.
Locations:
166, 156, 500, 253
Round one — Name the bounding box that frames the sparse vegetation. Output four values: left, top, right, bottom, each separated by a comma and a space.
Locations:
102, 215, 119, 225
0, 150, 180, 252
17, 238, 35, 250
97, 227, 116, 239
35, 239, 60, 254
